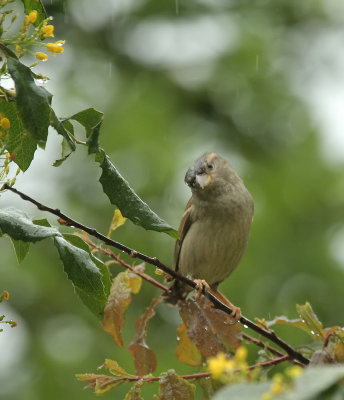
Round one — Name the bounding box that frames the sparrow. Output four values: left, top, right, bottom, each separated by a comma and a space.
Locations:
166, 152, 254, 319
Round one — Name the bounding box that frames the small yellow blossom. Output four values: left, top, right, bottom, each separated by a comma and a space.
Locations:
285, 365, 303, 379
0, 118, 10, 130
36, 52, 48, 61
6, 152, 11, 158
46, 40, 65, 57
207, 352, 234, 379
271, 382, 283, 395
16, 45, 20, 52
235, 346, 248, 362
3, 291, 10, 300
272, 373, 283, 383
42, 24, 55, 38
26, 10, 37, 24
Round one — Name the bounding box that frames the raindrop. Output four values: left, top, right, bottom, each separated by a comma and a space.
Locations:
310, 330, 315, 335
243, 324, 248, 329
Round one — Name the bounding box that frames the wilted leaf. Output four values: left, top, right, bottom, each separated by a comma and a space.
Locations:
76, 373, 124, 395
7, 57, 51, 148
108, 209, 127, 237
95, 150, 179, 238
296, 302, 325, 340
175, 322, 201, 366
159, 370, 195, 400
124, 381, 144, 400
310, 349, 335, 366
197, 297, 242, 353
99, 359, 134, 378
54, 236, 108, 318
102, 269, 142, 347
179, 299, 227, 359
128, 297, 161, 376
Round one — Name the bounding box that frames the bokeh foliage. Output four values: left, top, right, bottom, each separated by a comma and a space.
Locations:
1, 0, 344, 399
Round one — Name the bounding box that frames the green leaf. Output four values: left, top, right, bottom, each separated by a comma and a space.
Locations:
296, 302, 325, 340
50, 111, 76, 167
69, 108, 103, 154
7, 57, 52, 148
10, 239, 30, 263
158, 370, 196, 400
0, 98, 37, 171
54, 236, 108, 318
287, 366, 344, 400
96, 150, 178, 238
0, 208, 60, 242
62, 234, 111, 297
213, 382, 271, 400
20, 0, 47, 25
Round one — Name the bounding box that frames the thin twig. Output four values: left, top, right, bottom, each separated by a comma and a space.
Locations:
3, 184, 310, 366
82, 233, 170, 293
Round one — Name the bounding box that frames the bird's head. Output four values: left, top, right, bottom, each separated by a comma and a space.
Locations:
185, 152, 239, 194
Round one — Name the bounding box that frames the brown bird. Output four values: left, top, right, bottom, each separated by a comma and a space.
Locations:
167, 152, 254, 319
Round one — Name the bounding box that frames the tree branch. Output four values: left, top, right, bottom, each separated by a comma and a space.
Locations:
3, 184, 310, 366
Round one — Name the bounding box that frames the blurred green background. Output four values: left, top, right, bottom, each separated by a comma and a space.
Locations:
1, 0, 344, 399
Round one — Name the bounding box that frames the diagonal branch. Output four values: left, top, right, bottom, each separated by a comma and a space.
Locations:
3, 184, 310, 366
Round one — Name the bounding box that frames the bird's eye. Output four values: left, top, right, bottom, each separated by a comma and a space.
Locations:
206, 162, 214, 170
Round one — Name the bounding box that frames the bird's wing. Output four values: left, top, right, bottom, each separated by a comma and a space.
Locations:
173, 197, 193, 272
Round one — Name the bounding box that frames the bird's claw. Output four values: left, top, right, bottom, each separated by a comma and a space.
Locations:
193, 279, 210, 300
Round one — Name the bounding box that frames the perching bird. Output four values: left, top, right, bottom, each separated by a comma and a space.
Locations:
166, 152, 254, 318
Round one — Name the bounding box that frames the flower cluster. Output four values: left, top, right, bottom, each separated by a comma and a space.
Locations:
207, 346, 250, 383
0, 4, 65, 67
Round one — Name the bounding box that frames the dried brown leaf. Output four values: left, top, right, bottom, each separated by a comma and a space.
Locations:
128, 297, 161, 376
179, 299, 226, 358
159, 370, 195, 400
102, 268, 143, 347
197, 296, 242, 352
175, 322, 201, 366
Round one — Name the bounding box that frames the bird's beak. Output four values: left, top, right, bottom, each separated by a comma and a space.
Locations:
185, 164, 212, 189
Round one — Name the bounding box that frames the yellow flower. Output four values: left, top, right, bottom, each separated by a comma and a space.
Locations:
271, 382, 283, 395
42, 24, 55, 38
46, 40, 65, 57
16, 45, 20, 52
272, 373, 283, 383
285, 365, 303, 379
26, 10, 37, 24
207, 352, 233, 379
36, 52, 48, 61
235, 346, 248, 362
0, 117, 10, 130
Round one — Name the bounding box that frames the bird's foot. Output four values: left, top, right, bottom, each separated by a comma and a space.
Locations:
210, 290, 242, 324
193, 279, 210, 300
